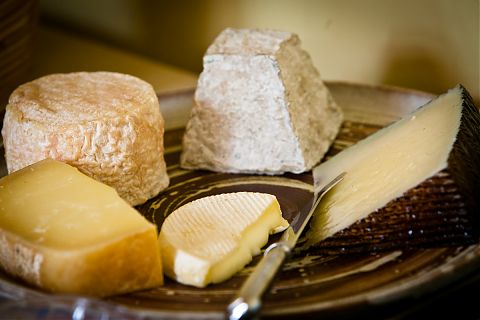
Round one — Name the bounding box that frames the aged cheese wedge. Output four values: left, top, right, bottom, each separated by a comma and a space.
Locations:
158, 192, 289, 287
2, 71, 169, 206
181, 28, 343, 174
306, 85, 480, 246
0, 159, 163, 297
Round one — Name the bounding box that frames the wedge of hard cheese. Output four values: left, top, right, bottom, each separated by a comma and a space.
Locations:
0, 159, 163, 297
158, 192, 288, 287
306, 85, 480, 246
181, 28, 343, 174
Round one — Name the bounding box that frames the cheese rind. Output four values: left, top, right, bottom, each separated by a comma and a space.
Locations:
1, 71, 169, 205
180, 28, 343, 174
158, 192, 289, 287
307, 85, 480, 246
0, 159, 163, 296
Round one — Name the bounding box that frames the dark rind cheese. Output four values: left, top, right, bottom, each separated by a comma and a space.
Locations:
447, 86, 480, 215
307, 85, 480, 248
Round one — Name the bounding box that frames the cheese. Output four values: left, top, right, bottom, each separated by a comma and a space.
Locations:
0, 159, 163, 297
158, 192, 289, 287
180, 28, 343, 174
306, 85, 480, 246
1, 71, 169, 206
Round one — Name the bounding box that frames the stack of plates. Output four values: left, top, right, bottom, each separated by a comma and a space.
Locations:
0, 0, 38, 109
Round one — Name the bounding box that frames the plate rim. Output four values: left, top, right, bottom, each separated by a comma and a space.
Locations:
0, 81, 478, 319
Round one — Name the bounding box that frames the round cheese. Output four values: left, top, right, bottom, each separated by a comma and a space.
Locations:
1, 71, 169, 205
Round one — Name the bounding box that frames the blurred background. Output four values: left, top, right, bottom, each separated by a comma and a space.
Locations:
39, 0, 479, 98
1, 0, 479, 105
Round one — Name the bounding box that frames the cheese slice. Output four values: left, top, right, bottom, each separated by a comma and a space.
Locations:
158, 192, 289, 287
180, 28, 343, 174
0, 159, 163, 297
306, 85, 480, 246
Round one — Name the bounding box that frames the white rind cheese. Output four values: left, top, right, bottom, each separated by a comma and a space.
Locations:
307, 85, 480, 246
158, 192, 289, 287
181, 28, 343, 174
1, 71, 169, 206
0, 159, 163, 297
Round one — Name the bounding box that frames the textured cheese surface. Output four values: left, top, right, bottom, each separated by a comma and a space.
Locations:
181, 28, 343, 174
306, 86, 468, 246
158, 192, 289, 287
0, 159, 163, 296
1, 71, 169, 205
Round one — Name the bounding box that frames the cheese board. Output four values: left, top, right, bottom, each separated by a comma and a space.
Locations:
0, 81, 478, 319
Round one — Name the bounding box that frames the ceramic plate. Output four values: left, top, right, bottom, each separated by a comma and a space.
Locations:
0, 82, 479, 319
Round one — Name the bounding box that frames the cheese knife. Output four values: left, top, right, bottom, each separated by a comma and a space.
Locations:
226, 172, 346, 320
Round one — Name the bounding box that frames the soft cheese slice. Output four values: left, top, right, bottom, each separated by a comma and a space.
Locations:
181, 28, 343, 174
0, 159, 163, 297
158, 192, 289, 287
307, 85, 480, 246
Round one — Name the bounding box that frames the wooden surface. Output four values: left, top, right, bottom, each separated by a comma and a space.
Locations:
0, 0, 37, 108
25, 24, 198, 130
30, 25, 198, 96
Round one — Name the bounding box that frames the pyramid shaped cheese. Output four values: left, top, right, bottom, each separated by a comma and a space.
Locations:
0, 159, 163, 296
181, 28, 343, 174
158, 192, 288, 287
306, 85, 480, 246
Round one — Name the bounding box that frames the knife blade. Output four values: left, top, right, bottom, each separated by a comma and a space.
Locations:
226, 172, 346, 320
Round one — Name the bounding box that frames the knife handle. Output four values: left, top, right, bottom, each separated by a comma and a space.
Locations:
226, 242, 291, 320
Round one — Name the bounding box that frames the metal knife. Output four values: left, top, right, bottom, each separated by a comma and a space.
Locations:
226, 172, 346, 320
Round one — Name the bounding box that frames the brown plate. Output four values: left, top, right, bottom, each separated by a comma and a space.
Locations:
0, 81, 479, 319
